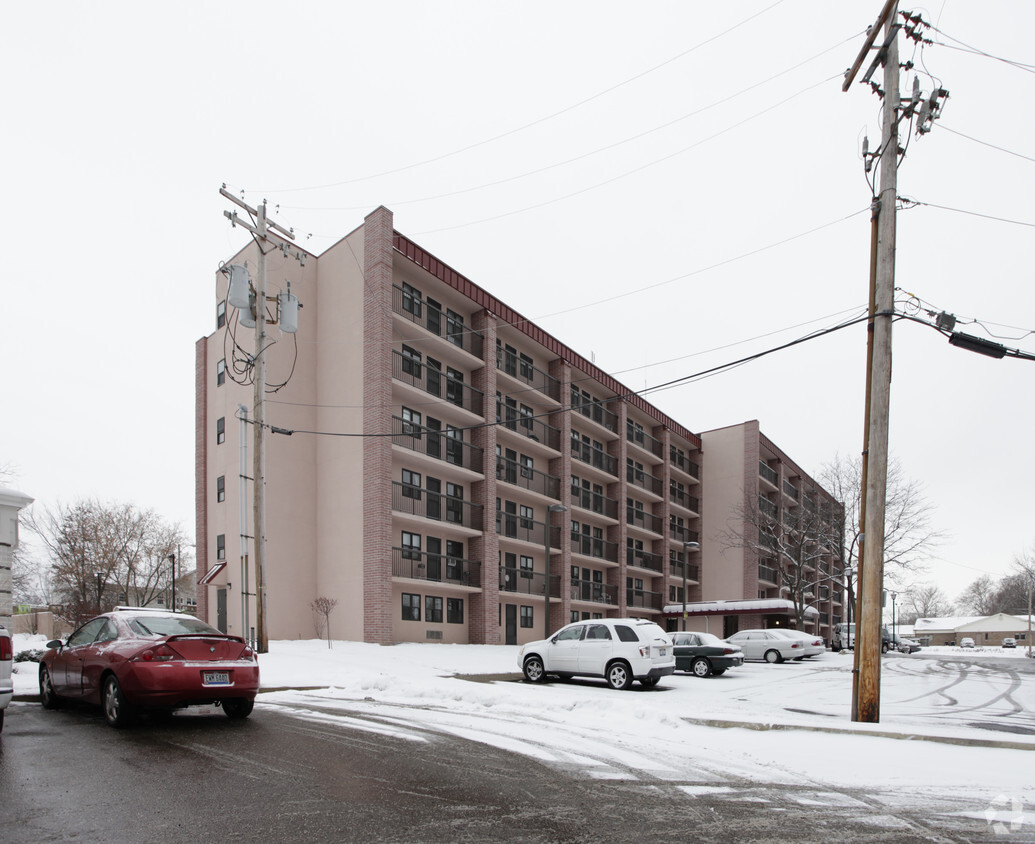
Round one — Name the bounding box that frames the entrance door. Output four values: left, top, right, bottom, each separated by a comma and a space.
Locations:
723, 615, 738, 639
505, 604, 517, 645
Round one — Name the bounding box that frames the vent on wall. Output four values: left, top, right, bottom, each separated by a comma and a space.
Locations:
426, 630, 443, 641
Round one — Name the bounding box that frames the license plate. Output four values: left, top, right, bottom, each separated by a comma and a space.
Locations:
658, 648, 667, 656
202, 671, 230, 686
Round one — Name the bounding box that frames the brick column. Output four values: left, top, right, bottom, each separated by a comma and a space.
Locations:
612, 401, 630, 615
195, 336, 210, 625
548, 358, 573, 631
363, 207, 395, 643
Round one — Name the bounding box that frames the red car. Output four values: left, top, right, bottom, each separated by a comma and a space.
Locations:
40, 608, 259, 727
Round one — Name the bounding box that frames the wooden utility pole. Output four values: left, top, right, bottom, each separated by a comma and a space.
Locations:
843, 0, 899, 723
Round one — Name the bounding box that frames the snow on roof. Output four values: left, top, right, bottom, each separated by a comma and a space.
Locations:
913, 613, 1033, 633
663, 599, 819, 617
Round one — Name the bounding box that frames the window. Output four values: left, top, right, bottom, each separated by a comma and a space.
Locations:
520, 404, 534, 433
216, 475, 225, 503
401, 407, 422, 436
401, 593, 421, 621
446, 483, 463, 524
446, 367, 464, 407
402, 282, 422, 318
520, 555, 534, 576
628, 420, 645, 444
401, 345, 422, 377
520, 606, 534, 628
519, 353, 534, 380
402, 531, 421, 561
216, 417, 225, 445
447, 598, 464, 624
216, 534, 225, 560
446, 540, 464, 580
445, 426, 463, 465
446, 309, 464, 347
426, 595, 443, 623
520, 504, 534, 530
520, 454, 534, 479
216, 359, 226, 386
217, 301, 226, 329
402, 469, 422, 500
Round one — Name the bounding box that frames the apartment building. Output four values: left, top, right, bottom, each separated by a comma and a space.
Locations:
699, 421, 845, 640
196, 206, 706, 645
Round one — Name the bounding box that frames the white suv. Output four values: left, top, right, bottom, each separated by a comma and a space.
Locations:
0, 624, 13, 733
518, 618, 675, 690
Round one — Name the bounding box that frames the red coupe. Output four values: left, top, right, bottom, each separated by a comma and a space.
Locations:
40, 608, 259, 727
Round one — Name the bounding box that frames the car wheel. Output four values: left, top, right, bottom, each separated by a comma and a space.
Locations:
40, 665, 62, 710
881, 643, 889, 654
605, 661, 633, 690
691, 657, 712, 678
223, 698, 254, 719
522, 655, 546, 683
0, 709, 4, 733
640, 676, 660, 688
711, 668, 727, 676
764, 649, 783, 664
102, 675, 134, 728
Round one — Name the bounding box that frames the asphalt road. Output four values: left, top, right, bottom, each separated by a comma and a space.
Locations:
1, 696, 1018, 843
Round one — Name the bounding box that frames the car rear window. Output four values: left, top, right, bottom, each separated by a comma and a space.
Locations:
613, 625, 640, 643
127, 616, 221, 637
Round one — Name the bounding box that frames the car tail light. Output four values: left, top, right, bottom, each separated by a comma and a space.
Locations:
722, 647, 736, 655
242, 646, 255, 661
132, 644, 182, 663
639, 646, 651, 658
791, 642, 801, 648
0, 637, 11, 661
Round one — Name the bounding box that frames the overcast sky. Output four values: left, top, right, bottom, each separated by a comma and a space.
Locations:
3, 1, 1032, 603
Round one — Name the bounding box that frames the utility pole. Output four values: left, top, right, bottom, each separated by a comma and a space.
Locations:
843, 0, 899, 723
219, 186, 304, 653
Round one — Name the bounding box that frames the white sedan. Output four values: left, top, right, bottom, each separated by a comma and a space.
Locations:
725, 629, 805, 663
768, 628, 826, 657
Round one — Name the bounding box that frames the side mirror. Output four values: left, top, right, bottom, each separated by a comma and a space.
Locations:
46, 639, 63, 649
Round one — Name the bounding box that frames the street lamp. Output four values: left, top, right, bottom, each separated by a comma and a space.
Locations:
889, 590, 897, 647
682, 541, 700, 632
544, 504, 567, 639
168, 553, 176, 612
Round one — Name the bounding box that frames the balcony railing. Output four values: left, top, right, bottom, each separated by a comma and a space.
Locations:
759, 461, 778, 486
572, 397, 618, 434
670, 450, 700, 480
626, 506, 664, 535
570, 579, 618, 605
393, 548, 482, 587
758, 564, 779, 584
669, 523, 699, 545
670, 560, 700, 582
570, 532, 619, 563
626, 424, 663, 459
783, 480, 799, 500
626, 464, 663, 497
571, 438, 617, 476
669, 485, 700, 513
495, 346, 561, 401
626, 589, 663, 611
497, 409, 562, 451
570, 485, 619, 520
499, 566, 558, 598
759, 497, 777, 519
627, 548, 664, 573
392, 416, 483, 473
392, 350, 483, 415
496, 512, 563, 548
393, 285, 483, 358
495, 457, 561, 500
392, 482, 483, 531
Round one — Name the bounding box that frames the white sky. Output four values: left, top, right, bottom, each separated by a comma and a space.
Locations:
2, 2, 1033, 602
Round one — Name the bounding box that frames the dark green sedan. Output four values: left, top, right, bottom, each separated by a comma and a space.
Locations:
671, 631, 745, 677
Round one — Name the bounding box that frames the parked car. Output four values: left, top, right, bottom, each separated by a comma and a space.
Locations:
831, 623, 894, 652
959, 637, 975, 649
725, 629, 804, 663
768, 629, 826, 657
1002, 638, 1017, 649
670, 631, 744, 677
518, 618, 675, 690
40, 608, 259, 727
0, 624, 12, 733
891, 635, 922, 654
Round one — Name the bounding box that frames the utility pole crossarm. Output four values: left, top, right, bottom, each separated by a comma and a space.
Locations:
843, 0, 899, 92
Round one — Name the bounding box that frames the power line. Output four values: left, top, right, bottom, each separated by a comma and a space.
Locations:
939, 125, 1035, 165
901, 197, 1035, 229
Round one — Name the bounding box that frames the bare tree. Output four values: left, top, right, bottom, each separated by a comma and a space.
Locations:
26, 499, 188, 626
310, 597, 338, 648
956, 574, 1000, 616
898, 582, 954, 623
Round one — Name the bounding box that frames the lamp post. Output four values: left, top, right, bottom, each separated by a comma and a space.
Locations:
544, 504, 567, 639
682, 541, 700, 632
168, 553, 176, 613
889, 590, 897, 648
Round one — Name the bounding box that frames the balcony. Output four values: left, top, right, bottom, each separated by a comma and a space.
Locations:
499, 566, 558, 598
670, 450, 700, 480
495, 456, 561, 500
670, 560, 700, 582
392, 416, 483, 473
570, 485, 619, 520
570, 437, 617, 476
392, 350, 483, 415
783, 479, 799, 500
759, 461, 778, 487
570, 532, 619, 563
759, 496, 777, 519
626, 464, 663, 497
626, 505, 664, 535
393, 548, 482, 587
496, 511, 563, 548
393, 285, 483, 358
570, 579, 618, 606
392, 482, 483, 531
495, 346, 561, 402
626, 588, 663, 611
627, 548, 664, 573
497, 409, 561, 451
758, 564, 779, 585
669, 523, 699, 545
626, 424, 663, 459
669, 485, 700, 513
572, 397, 618, 434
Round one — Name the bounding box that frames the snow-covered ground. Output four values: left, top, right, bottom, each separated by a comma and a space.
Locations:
11, 635, 1035, 827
